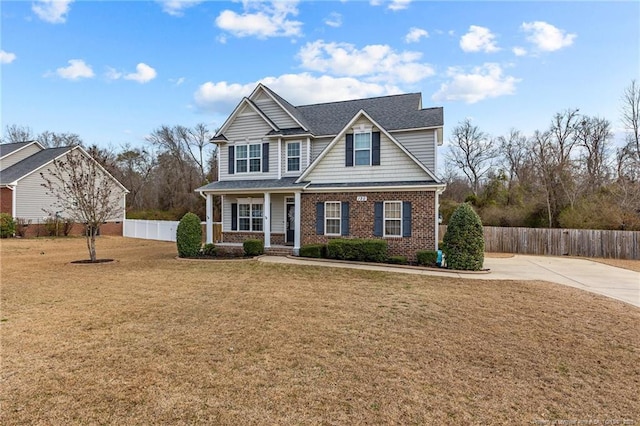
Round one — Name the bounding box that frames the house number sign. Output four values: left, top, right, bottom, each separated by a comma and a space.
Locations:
357, 196, 367, 202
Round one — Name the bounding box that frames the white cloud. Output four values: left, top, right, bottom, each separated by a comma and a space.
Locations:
324, 12, 342, 28
105, 67, 123, 80
32, 0, 73, 24
460, 25, 500, 53
194, 74, 400, 113
156, 0, 202, 16
124, 63, 157, 83
171, 77, 186, 86
405, 27, 429, 43
0, 50, 17, 64
432, 63, 520, 104
512, 46, 527, 57
215, 1, 302, 39
521, 21, 576, 52
388, 0, 411, 11
297, 40, 434, 84
55, 59, 94, 80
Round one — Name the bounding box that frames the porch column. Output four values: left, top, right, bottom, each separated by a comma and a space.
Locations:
206, 193, 213, 244
294, 191, 301, 255
263, 192, 271, 248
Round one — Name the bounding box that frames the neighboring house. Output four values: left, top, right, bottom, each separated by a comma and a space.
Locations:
0, 141, 128, 236
196, 84, 446, 260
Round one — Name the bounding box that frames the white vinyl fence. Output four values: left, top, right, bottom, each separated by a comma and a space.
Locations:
124, 219, 181, 242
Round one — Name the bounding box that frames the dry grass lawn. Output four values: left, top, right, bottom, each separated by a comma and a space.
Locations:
1, 237, 639, 425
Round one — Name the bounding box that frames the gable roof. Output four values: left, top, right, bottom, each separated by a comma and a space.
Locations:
0, 146, 128, 192
0, 141, 44, 159
213, 97, 279, 142
213, 85, 443, 141
297, 109, 442, 184
0, 146, 71, 185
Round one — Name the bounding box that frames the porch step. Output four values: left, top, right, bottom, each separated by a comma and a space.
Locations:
264, 247, 294, 256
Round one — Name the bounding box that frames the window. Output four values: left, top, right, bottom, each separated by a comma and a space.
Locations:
325, 201, 341, 235
384, 201, 402, 237
236, 143, 261, 173
354, 132, 371, 166
238, 203, 263, 231
287, 141, 301, 172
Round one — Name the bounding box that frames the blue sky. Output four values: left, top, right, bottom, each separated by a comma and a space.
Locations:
1, 0, 638, 154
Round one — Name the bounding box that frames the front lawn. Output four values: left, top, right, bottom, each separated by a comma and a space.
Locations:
1, 237, 638, 424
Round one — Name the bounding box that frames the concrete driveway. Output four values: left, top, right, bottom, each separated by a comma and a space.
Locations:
258, 255, 640, 308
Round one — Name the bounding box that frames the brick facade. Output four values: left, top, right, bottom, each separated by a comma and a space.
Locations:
301, 191, 436, 261
223, 231, 286, 246
15, 221, 123, 238
0, 187, 12, 215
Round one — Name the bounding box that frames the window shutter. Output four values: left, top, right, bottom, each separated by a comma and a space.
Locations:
403, 201, 412, 237
262, 142, 269, 172
316, 202, 324, 235
373, 202, 383, 237
372, 132, 381, 166
228, 146, 235, 175
231, 203, 238, 231
341, 202, 350, 236
345, 134, 354, 167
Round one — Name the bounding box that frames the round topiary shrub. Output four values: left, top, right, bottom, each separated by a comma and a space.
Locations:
176, 212, 202, 258
0, 213, 16, 238
442, 203, 484, 271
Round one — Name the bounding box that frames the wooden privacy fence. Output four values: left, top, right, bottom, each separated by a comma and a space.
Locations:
438, 225, 640, 260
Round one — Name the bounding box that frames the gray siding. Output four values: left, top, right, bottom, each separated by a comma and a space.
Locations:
310, 137, 332, 162
221, 193, 286, 233
254, 94, 298, 129
220, 109, 279, 181
305, 119, 429, 184
393, 129, 437, 172
0, 144, 42, 171
15, 155, 126, 222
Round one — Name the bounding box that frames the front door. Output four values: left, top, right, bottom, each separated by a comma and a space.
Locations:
286, 202, 295, 245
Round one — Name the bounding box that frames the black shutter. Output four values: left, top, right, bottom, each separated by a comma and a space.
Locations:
341, 202, 350, 236
316, 202, 324, 235
345, 134, 354, 167
228, 146, 235, 175
372, 132, 381, 166
373, 202, 383, 237
231, 203, 238, 231
403, 201, 412, 237
262, 142, 269, 172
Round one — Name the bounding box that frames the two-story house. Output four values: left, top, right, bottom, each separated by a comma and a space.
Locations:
196, 84, 445, 260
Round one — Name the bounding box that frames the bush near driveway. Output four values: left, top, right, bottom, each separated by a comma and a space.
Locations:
176, 212, 202, 258
442, 203, 485, 271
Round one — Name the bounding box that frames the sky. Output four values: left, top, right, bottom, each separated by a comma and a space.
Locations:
1, 0, 639, 156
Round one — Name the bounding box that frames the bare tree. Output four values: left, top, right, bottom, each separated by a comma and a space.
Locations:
575, 116, 612, 188
40, 148, 124, 262
621, 79, 640, 158
115, 146, 156, 210
1, 124, 35, 143
446, 119, 496, 195
38, 130, 84, 148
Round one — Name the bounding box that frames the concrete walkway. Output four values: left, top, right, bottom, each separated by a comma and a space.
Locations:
258, 255, 640, 308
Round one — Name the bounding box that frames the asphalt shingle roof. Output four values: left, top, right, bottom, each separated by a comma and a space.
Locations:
196, 177, 308, 193
0, 141, 37, 158
295, 92, 443, 136
0, 147, 71, 184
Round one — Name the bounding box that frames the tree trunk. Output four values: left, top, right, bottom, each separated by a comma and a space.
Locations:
86, 224, 97, 262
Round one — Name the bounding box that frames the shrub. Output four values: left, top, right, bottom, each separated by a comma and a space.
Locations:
387, 255, 408, 265
43, 217, 74, 237
299, 243, 327, 258
243, 239, 264, 256
326, 239, 388, 263
442, 203, 484, 271
416, 250, 438, 267
0, 213, 16, 238
176, 212, 202, 258
201, 243, 217, 257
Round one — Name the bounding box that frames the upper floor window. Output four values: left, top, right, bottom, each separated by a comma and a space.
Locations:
236, 143, 261, 173
354, 132, 371, 166
287, 141, 301, 172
